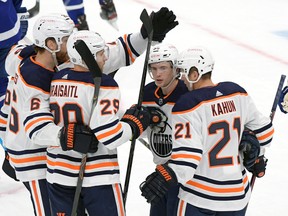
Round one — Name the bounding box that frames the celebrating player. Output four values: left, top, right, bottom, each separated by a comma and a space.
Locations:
46, 30, 150, 215
0, 6, 178, 214
140, 46, 274, 215
140, 43, 188, 216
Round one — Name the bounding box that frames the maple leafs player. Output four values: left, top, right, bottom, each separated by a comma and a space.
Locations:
62, 0, 118, 30
47, 30, 151, 216
0, 0, 28, 108
140, 43, 188, 216
140, 46, 274, 215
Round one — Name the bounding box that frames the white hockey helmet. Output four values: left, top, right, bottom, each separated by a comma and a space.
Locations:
177, 46, 214, 83
67, 30, 107, 68
33, 14, 75, 53
148, 43, 178, 66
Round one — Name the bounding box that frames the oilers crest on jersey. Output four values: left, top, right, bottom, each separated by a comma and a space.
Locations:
149, 119, 173, 160
142, 80, 188, 164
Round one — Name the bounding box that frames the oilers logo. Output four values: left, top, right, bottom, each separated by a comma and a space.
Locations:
149, 123, 172, 158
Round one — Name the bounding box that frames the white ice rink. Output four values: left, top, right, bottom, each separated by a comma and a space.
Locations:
1, 0, 288, 215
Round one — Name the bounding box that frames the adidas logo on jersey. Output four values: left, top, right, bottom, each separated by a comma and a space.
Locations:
62, 74, 68, 79
216, 91, 223, 97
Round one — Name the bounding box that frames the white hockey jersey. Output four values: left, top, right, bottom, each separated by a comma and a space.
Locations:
169, 82, 274, 211
141, 80, 188, 164
47, 68, 132, 187
2, 32, 150, 181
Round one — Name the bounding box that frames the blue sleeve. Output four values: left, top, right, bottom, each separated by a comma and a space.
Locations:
62, 0, 84, 24
12, 0, 23, 11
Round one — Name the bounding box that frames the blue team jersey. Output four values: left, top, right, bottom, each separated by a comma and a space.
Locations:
0, 0, 23, 49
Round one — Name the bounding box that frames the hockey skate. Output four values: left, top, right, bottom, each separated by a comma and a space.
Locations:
100, 0, 119, 31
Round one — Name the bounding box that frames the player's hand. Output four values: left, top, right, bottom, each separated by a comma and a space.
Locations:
146, 107, 168, 133
247, 155, 268, 178
121, 105, 151, 139
239, 130, 260, 169
278, 86, 288, 114
17, 7, 29, 40
140, 164, 177, 205
59, 124, 98, 154
140, 7, 178, 42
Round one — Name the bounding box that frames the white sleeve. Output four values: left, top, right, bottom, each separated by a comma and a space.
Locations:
5, 44, 27, 77
103, 32, 150, 74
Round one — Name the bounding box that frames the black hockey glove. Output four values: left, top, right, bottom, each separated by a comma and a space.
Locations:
60, 124, 98, 154
140, 7, 179, 42
2, 151, 18, 181
247, 155, 268, 178
140, 164, 177, 205
121, 105, 151, 139
239, 130, 260, 169
146, 107, 168, 133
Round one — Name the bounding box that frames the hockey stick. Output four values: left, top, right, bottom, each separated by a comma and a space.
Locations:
28, 0, 40, 18
123, 9, 153, 206
249, 74, 286, 191
138, 138, 151, 150
71, 40, 102, 216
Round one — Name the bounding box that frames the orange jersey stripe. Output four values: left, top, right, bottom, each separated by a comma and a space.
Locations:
32, 181, 43, 216
25, 117, 54, 132
186, 180, 245, 193
47, 159, 119, 170
257, 128, 274, 141
10, 155, 46, 164
115, 184, 125, 216
171, 154, 201, 161
172, 92, 248, 115
0, 118, 7, 125
97, 123, 122, 140
124, 34, 135, 63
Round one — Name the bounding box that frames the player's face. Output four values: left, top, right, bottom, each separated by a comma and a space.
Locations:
150, 62, 174, 87
96, 49, 108, 71
56, 36, 70, 64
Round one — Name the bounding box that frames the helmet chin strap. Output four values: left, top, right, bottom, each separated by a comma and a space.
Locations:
51, 52, 59, 67
161, 74, 178, 92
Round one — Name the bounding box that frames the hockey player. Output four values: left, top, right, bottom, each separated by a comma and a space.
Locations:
62, 0, 118, 30
1, 14, 97, 216
140, 43, 188, 216
0, 0, 28, 108
140, 46, 274, 215
1, 6, 178, 215
46, 30, 151, 215
0, 0, 29, 191
278, 85, 288, 114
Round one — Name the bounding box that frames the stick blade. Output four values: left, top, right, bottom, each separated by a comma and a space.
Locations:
140, 9, 153, 36
28, 1, 40, 18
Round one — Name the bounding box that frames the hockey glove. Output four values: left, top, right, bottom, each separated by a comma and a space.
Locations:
121, 105, 151, 139
239, 130, 260, 169
17, 7, 29, 40
278, 86, 288, 114
247, 155, 268, 178
140, 164, 177, 205
59, 124, 98, 154
146, 107, 168, 133
140, 7, 179, 42
76, 14, 89, 30
99, 0, 117, 20
2, 151, 18, 181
